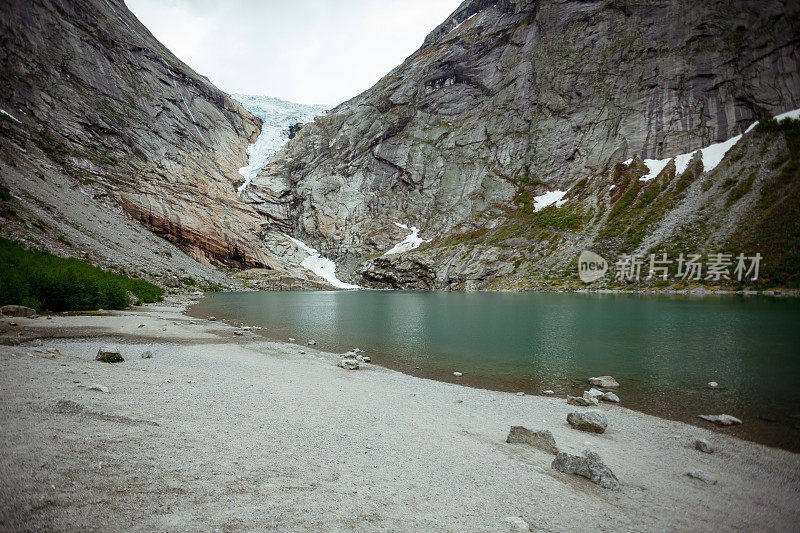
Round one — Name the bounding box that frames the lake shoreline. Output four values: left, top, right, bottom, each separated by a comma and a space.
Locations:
1, 295, 799, 530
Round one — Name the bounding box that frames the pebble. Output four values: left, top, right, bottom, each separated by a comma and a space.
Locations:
299, 350, 306, 354
543, 390, 554, 395
453, 372, 463, 377
694, 438, 714, 453
87, 384, 109, 393
289, 338, 295, 342
516, 392, 525, 396
307, 340, 316, 345
708, 381, 719, 388
141, 351, 153, 359
686, 469, 717, 485
698, 414, 742, 426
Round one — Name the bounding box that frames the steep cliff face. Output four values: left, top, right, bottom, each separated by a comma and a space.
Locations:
246, 0, 800, 289
0, 0, 295, 285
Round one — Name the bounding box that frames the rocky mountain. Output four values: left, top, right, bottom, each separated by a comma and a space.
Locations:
245, 0, 800, 290
0, 0, 330, 289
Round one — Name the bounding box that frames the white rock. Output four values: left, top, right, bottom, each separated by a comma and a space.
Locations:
516, 392, 525, 396
601, 391, 620, 403
299, 350, 306, 354
307, 340, 316, 345
708, 381, 719, 388
361, 356, 371, 362
505, 516, 529, 532
208, 316, 216, 321
584, 388, 604, 399
453, 371, 463, 377
337, 358, 359, 370
543, 390, 555, 395
233, 331, 244, 336
289, 338, 296, 342
687, 469, 717, 485
698, 414, 742, 426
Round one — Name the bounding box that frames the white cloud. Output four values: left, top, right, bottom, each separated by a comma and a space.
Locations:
127, 0, 463, 105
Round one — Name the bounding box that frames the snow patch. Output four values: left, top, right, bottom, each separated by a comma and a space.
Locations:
449, 12, 477, 33
636, 107, 800, 180
233, 94, 330, 194
0, 109, 21, 123
533, 189, 570, 211
384, 222, 430, 255
284, 235, 360, 289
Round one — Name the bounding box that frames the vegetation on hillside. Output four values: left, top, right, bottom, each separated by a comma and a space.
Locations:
0, 238, 163, 312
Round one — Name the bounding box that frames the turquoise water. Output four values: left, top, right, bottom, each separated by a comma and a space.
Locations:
189, 291, 800, 451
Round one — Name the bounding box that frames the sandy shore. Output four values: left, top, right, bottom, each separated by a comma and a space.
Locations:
1, 296, 798, 532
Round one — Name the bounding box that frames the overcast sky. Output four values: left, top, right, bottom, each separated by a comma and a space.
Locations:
127, 0, 463, 106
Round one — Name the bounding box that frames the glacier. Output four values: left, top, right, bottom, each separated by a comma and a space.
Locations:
232, 94, 329, 194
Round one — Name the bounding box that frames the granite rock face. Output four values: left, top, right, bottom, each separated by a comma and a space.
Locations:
245, 0, 800, 289
0, 0, 316, 287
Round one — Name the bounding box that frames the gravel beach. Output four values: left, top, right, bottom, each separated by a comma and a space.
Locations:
1, 296, 798, 531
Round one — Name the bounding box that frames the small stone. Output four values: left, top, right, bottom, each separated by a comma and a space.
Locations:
137, 324, 145, 328
299, 350, 306, 354
686, 469, 717, 485
307, 340, 316, 345
601, 391, 620, 403
453, 371, 463, 377
567, 395, 598, 406
698, 414, 742, 426
361, 356, 371, 362
289, 338, 296, 342
95, 347, 124, 363
567, 409, 607, 433
708, 381, 719, 388
584, 388, 604, 399
141, 351, 153, 359
506, 426, 558, 454
552, 449, 619, 490
543, 390, 554, 395
504, 516, 529, 532
516, 392, 525, 396
337, 358, 359, 370
233, 331, 244, 336
87, 384, 109, 393
208, 317, 216, 321
694, 438, 714, 453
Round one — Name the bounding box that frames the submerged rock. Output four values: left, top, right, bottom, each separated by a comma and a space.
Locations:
506, 426, 558, 454
567, 410, 607, 433
552, 449, 619, 490
698, 414, 742, 426
543, 390, 555, 395
588, 376, 619, 388
694, 438, 714, 453
96, 347, 124, 363
453, 371, 463, 377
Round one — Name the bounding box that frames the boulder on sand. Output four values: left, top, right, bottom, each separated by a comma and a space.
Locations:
601, 391, 620, 403
694, 438, 714, 453
567, 409, 608, 433
552, 449, 619, 490
506, 426, 558, 454
96, 346, 124, 363
337, 358, 359, 370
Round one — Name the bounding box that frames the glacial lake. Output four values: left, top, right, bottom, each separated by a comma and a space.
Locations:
189, 291, 800, 451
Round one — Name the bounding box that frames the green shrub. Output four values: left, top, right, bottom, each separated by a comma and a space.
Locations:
0, 238, 163, 312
